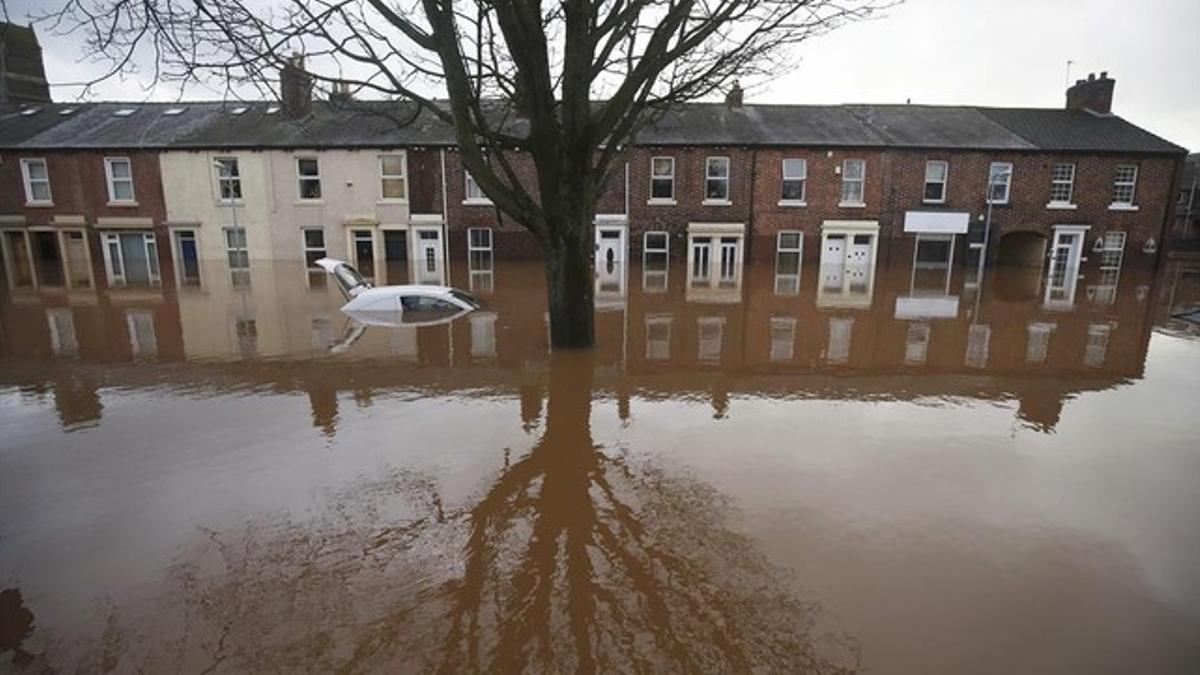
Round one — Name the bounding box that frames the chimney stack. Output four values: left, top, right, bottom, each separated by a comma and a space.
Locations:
725, 80, 744, 108
280, 53, 312, 119
329, 80, 352, 103
1065, 71, 1115, 115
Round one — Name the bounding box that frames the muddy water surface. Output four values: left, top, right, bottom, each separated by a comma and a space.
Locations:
2, 259, 1200, 673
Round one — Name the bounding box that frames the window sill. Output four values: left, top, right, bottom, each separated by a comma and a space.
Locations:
921, 199, 946, 206
702, 199, 732, 207
296, 199, 325, 206
838, 202, 866, 209
377, 198, 409, 205
217, 200, 246, 206
1046, 202, 1077, 210
25, 201, 54, 208
1109, 203, 1138, 212
463, 198, 493, 206
986, 201, 1010, 207
107, 200, 140, 208
777, 200, 807, 207
646, 198, 676, 206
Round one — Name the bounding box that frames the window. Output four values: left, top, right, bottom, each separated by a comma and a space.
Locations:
650, 157, 675, 201
20, 158, 51, 203
302, 228, 326, 268
912, 234, 954, 295
643, 231, 669, 267
468, 228, 493, 270
923, 160, 947, 203
214, 158, 242, 201
1084, 323, 1114, 367
905, 323, 931, 365
105, 157, 136, 203
1049, 163, 1075, 205
987, 162, 1012, 204
698, 317, 725, 361
965, 324, 990, 368
781, 159, 807, 202
691, 236, 712, 284
1112, 165, 1138, 206
770, 317, 797, 362
840, 159, 865, 205
776, 230, 803, 277
297, 158, 321, 200
464, 171, 488, 203
1099, 231, 1126, 269
705, 157, 730, 202
379, 155, 406, 200
645, 316, 672, 360
1026, 322, 1056, 364
224, 227, 249, 270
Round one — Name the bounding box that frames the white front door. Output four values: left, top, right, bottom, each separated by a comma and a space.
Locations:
1045, 228, 1085, 307
691, 236, 712, 284
413, 227, 445, 285
595, 227, 624, 293
821, 234, 846, 289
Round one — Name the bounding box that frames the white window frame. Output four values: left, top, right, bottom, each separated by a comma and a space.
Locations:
1099, 230, 1126, 270
468, 227, 493, 255
464, 171, 491, 205
987, 162, 1013, 205
923, 160, 948, 204
1111, 165, 1138, 209
703, 156, 731, 204
839, 159, 866, 207
296, 157, 322, 201
649, 156, 676, 203
301, 227, 326, 269
775, 230, 803, 291
224, 226, 249, 270
20, 158, 52, 205
642, 231, 670, 292
780, 158, 807, 205
213, 157, 242, 202
769, 316, 797, 362
468, 227, 494, 273
378, 154, 407, 202
104, 156, 136, 204
1048, 162, 1075, 207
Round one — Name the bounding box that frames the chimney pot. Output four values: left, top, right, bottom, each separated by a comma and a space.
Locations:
725, 80, 744, 108
1100, 70, 1108, 79
1088, 72, 1096, 81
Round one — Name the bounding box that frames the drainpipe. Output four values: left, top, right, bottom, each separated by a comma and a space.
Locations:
440, 148, 450, 279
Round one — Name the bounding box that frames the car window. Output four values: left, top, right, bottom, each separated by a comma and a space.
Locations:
401, 295, 458, 312
449, 290, 481, 309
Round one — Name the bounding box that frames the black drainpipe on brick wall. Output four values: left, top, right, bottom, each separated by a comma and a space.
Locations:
748, 147, 759, 259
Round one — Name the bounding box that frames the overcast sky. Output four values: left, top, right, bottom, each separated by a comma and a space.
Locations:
6, 0, 1199, 151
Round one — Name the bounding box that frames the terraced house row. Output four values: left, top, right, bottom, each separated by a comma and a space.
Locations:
0, 69, 1187, 295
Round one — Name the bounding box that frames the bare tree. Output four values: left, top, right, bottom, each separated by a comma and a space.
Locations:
37, 0, 884, 347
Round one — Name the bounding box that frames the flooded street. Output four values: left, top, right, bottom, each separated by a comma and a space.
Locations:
2, 257, 1200, 673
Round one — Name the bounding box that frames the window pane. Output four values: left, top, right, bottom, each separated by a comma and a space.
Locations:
382, 178, 406, 199
652, 158, 673, 177
779, 231, 801, 250
112, 181, 134, 201
298, 158, 319, 176
925, 161, 946, 181
110, 160, 132, 178
707, 158, 729, 177
651, 178, 673, 199
31, 182, 51, 201
782, 158, 805, 178
782, 179, 805, 201
304, 229, 325, 248
381, 156, 404, 176
706, 179, 728, 200
843, 160, 864, 179
923, 182, 944, 201
27, 161, 47, 180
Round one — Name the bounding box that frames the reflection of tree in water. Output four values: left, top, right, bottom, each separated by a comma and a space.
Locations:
65, 353, 856, 673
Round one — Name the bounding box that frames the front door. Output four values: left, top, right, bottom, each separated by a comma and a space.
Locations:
1046, 229, 1085, 307
594, 227, 624, 293
351, 229, 376, 281
413, 227, 444, 285
821, 234, 846, 289
174, 230, 201, 286
690, 236, 712, 285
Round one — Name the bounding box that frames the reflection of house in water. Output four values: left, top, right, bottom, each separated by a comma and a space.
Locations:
0, 253, 1172, 435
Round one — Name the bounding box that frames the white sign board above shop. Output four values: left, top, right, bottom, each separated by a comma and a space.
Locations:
904, 211, 970, 234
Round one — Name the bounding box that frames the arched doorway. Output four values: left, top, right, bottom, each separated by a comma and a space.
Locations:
996, 231, 1047, 268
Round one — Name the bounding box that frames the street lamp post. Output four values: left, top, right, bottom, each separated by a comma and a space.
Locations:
972, 167, 1012, 323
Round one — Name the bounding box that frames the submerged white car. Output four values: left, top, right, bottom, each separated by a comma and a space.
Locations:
315, 258, 481, 327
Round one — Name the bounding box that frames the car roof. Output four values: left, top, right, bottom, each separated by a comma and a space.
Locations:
357, 284, 456, 297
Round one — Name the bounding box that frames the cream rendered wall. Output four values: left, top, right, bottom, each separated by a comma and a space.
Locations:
263, 149, 414, 262
159, 151, 274, 261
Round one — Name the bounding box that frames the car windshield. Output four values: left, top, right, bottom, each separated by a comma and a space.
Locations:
449, 289, 482, 309
333, 264, 369, 293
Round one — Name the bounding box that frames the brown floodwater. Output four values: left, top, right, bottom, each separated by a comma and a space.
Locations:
2, 256, 1200, 673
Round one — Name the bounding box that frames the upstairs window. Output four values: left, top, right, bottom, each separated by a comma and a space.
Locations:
1049, 163, 1075, 205
781, 159, 807, 202
214, 158, 242, 201
705, 157, 730, 202
104, 157, 136, 203
1112, 165, 1138, 206
923, 160, 947, 203
20, 158, 52, 204
840, 159, 865, 205
987, 162, 1012, 204
464, 171, 489, 203
379, 155, 407, 200
297, 158, 322, 200
650, 157, 675, 200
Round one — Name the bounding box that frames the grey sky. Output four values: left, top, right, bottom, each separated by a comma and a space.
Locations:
7, 0, 1199, 151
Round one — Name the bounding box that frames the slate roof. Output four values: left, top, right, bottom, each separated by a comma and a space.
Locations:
0, 99, 1186, 155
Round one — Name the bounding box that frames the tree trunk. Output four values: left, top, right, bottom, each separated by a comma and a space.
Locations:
543, 209, 595, 349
